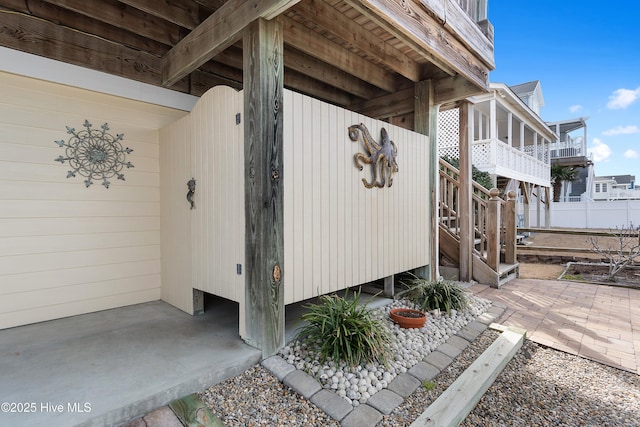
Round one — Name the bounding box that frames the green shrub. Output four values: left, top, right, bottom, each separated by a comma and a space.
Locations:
399, 274, 469, 313
294, 289, 393, 367
440, 155, 493, 191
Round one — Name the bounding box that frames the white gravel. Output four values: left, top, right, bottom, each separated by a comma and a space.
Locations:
278, 297, 490, 407
199, 297, 640, 427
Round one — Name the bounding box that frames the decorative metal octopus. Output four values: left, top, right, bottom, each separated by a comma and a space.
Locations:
348, 123, 398, 188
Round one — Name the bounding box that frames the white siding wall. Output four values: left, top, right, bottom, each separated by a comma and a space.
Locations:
0, 72, 187, 329
160, 86, 245, 311
160, 87, 431, 326
283, 91, 431, 304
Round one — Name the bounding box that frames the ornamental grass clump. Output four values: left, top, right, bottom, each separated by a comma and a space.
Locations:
294, 289, 393, 367
399, 273, 469, 314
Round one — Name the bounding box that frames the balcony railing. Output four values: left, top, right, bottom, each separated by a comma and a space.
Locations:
439, 138, 550, 186
453, 0, 488, 21
548, 140, 587, 160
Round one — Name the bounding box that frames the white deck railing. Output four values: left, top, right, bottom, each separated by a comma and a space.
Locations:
439, 138, 550, 187
548, 140, 586, 160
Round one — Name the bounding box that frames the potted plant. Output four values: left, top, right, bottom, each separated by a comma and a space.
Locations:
389, 307, 427, 328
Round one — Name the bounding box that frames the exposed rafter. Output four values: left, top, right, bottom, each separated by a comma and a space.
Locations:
162, 0, 301, 87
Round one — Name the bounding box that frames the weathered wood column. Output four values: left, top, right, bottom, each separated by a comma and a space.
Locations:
486, 188, 501, 271
243, 17, 285, 357
415, 80, 437, 280
458, 101, 473, 281
504, 190, 517, 265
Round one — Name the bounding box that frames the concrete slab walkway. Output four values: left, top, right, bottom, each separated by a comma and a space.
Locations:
470, 278, 640, 375
0, 299, 261, 427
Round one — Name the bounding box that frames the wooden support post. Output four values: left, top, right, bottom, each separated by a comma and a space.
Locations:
243, 17, 285, 357
486, 188, 501, 271
536, 185, 541, 228
415, 80, 438, 281
458, 101, 473, 281
504, 191, 517, 265
544, 187, 551, 229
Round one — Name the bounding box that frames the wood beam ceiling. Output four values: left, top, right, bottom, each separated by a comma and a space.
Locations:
343, 0, 490, 91
162, 0, 301, 87
0, 0, 493, 113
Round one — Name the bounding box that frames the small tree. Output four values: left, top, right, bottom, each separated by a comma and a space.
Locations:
551, 164, 579, 202
587, 225, 640, 281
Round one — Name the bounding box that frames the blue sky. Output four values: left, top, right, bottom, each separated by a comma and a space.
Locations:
488, 2, 640, 180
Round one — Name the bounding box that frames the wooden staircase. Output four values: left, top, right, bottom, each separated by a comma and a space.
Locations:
438, 159, 519, 288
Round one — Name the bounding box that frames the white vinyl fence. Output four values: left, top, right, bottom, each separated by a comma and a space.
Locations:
525, 200, 640, 229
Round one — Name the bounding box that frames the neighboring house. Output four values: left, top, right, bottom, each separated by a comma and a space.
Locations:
439, 80, 555, 216
437, 80, 555, 284
592, 175, 640, 201
0, 0, 495, 356
545, 116, 593, 202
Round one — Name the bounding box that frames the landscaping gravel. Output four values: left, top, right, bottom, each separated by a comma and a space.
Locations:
199, 305, 640, 427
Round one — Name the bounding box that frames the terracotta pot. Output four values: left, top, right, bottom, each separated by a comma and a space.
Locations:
389, 308, 427, 329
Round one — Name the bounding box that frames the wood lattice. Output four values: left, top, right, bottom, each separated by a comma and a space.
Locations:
437, 108, 460, 159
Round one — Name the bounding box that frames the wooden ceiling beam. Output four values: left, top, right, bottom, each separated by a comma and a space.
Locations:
343, 0, 490, 92
40, 0, 182, 47
118, 0, 200, 29
284, 68, 359, 109
214, 44, 381, 100
348, 87, 414, 120
291, 0, 421, 82
0, 7, 189, 92
281, 15, 401, 93
434, 74, 485, 105
284, 46, 382, 99
162, 0, 301, 87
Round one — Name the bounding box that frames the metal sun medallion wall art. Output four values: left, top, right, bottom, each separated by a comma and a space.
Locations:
348, 123, 398, 188
54, 120, 134, 188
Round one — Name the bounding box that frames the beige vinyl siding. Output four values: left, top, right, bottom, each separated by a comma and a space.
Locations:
160, 86, 245, 317
0, 71, 187, 329
283, 90, 430, 304
160, 87, 431, 329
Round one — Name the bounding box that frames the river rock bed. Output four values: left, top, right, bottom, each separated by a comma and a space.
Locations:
278, 296, 492, 407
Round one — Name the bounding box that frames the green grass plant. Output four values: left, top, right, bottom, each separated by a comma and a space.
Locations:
399, 273, 470, 313
294, 289, 393, 367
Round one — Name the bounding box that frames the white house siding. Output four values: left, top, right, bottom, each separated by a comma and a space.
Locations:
160, 87, 431, 334
283, 90, 431, 304
159, 86, 245, 317
0, 71, 187, 330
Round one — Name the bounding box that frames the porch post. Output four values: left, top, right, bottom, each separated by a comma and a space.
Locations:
415, 80, 438, 281
458, 101, 473, 281
243, 17, 285, 357
487, 189, 501, 271
544, 187, 551, 229
507, 112, 512, 147
504, 191, 517, 264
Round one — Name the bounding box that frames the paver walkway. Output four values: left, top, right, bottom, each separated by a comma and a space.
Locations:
470, 278, 640, 375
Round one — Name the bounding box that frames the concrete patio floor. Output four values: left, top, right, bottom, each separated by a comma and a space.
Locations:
0, 290, 390, 427
470, 278, 640, 375
0, 297, 262, 427
1, 279, 637, 426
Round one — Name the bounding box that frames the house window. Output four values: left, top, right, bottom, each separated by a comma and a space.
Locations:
595, 183, 600, 192
602, 183, 608, 192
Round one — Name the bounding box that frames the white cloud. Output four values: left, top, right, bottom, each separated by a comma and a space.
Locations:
607, 87, 640, 109
588, 138, 612, 162
602, 125, 640, 136
624, 149, 639, 159
569, 104, 582, 113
